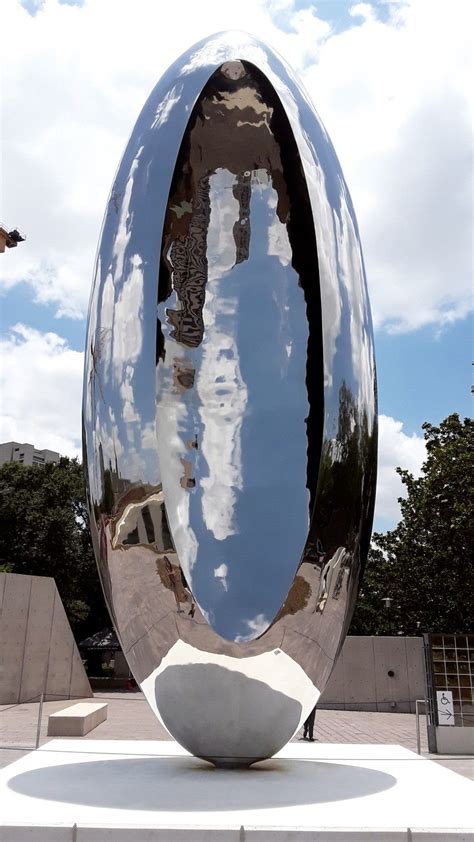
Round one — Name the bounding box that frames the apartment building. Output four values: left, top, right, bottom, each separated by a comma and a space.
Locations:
0, 441, 60, 467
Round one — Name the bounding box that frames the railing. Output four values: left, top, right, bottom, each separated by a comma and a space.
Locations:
415, 699, 426, 754
2, 691, 432, 756
1, 692, 46, 750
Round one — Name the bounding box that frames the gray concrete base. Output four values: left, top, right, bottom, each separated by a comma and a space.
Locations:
1, 740, 473, 840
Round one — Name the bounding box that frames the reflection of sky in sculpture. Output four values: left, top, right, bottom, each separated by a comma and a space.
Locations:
151, 63, 322, 642
184, 171, 309, 640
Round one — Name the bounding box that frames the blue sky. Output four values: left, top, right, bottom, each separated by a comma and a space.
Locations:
1, 0, 472, 532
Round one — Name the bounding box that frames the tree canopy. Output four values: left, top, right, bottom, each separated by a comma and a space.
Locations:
350, 414, 473, 635
0, 457, 109, 638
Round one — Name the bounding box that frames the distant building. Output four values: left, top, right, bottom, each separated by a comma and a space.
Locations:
0, 225, 25, 253
0, 441, 60, 467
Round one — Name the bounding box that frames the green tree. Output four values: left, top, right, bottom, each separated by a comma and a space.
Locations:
0, 457, 109, 638
350, 414, 474, 635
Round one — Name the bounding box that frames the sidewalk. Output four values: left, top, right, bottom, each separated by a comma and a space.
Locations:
2, 691, 472, 780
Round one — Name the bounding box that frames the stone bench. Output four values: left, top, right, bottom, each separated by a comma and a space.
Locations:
47, 702, 108, 736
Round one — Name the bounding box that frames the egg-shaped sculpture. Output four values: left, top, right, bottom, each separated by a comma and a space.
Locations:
83, 30, 377, 767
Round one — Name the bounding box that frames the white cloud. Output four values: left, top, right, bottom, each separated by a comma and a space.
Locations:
0, 324, 83, 457
199, 170, 248, 542
213, 563, 229, 591
1, 0, 471, 333
302, 0, 473, 332
374, 413, 426, 528
235, 612, 269, 642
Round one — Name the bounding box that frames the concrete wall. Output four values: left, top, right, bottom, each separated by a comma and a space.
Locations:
0, 572, 92, 704
319, 636, 425, 713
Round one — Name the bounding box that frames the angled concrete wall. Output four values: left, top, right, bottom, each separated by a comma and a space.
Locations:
0, 572, 92, 704
319, 636, 425, 713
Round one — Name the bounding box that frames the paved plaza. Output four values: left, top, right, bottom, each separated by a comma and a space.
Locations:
1, 691, 473, 780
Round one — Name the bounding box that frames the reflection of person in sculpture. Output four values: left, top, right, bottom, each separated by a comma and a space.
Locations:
164, 555, 183, 612
303, 705, 316, 741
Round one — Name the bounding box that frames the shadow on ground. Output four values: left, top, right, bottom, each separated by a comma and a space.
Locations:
8, 754, 396, 810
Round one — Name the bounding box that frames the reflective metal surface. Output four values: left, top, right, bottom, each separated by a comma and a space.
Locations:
83, 31, 377, 767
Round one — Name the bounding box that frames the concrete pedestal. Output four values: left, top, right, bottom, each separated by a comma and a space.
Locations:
0, 740, 473, 840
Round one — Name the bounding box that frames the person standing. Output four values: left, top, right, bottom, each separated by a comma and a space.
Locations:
303, 705, 316, 741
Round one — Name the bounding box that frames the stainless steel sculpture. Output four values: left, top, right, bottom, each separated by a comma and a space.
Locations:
83, 31, 377, 767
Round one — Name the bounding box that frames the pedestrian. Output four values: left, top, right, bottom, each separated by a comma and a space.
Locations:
303, 705, 316, 741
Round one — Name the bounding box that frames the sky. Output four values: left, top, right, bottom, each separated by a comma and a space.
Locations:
0, 0, 472, 533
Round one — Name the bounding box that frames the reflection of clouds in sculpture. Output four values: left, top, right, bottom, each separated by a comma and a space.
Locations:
235, 613, 270, 643
214, 563, 229, 592
118, 442, 158, 487
98, 272, 114, 383
338, 201, 375, 424
156, 374, 198, 577
120, 364, 140, 424
92, 400, 158, 495
266, 194, 296, 380
112, 150, 142, 288
89, 407, 124, 505
207, 171, 241, 283
85, 256, 100, 426
180, 36, 268, 79
198, 170, 248, 541
280, 104, 341, 394
267, 192, 291, 267
141, 422, 156, 452
112, 254, 144, 382
198, 333, 247, 541
151, 85, 183, 131
314, 183, 341, 395
261, 70, 342, 396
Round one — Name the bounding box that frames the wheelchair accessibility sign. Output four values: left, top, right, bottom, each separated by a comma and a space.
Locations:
436, 690, 455, 725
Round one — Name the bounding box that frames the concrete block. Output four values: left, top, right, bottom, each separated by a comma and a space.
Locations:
47, 702, 108, 736
435, 726, 474, 755
0, 572, 91, 705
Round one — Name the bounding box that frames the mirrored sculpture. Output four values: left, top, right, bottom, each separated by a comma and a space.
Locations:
83, 30, 377, 767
